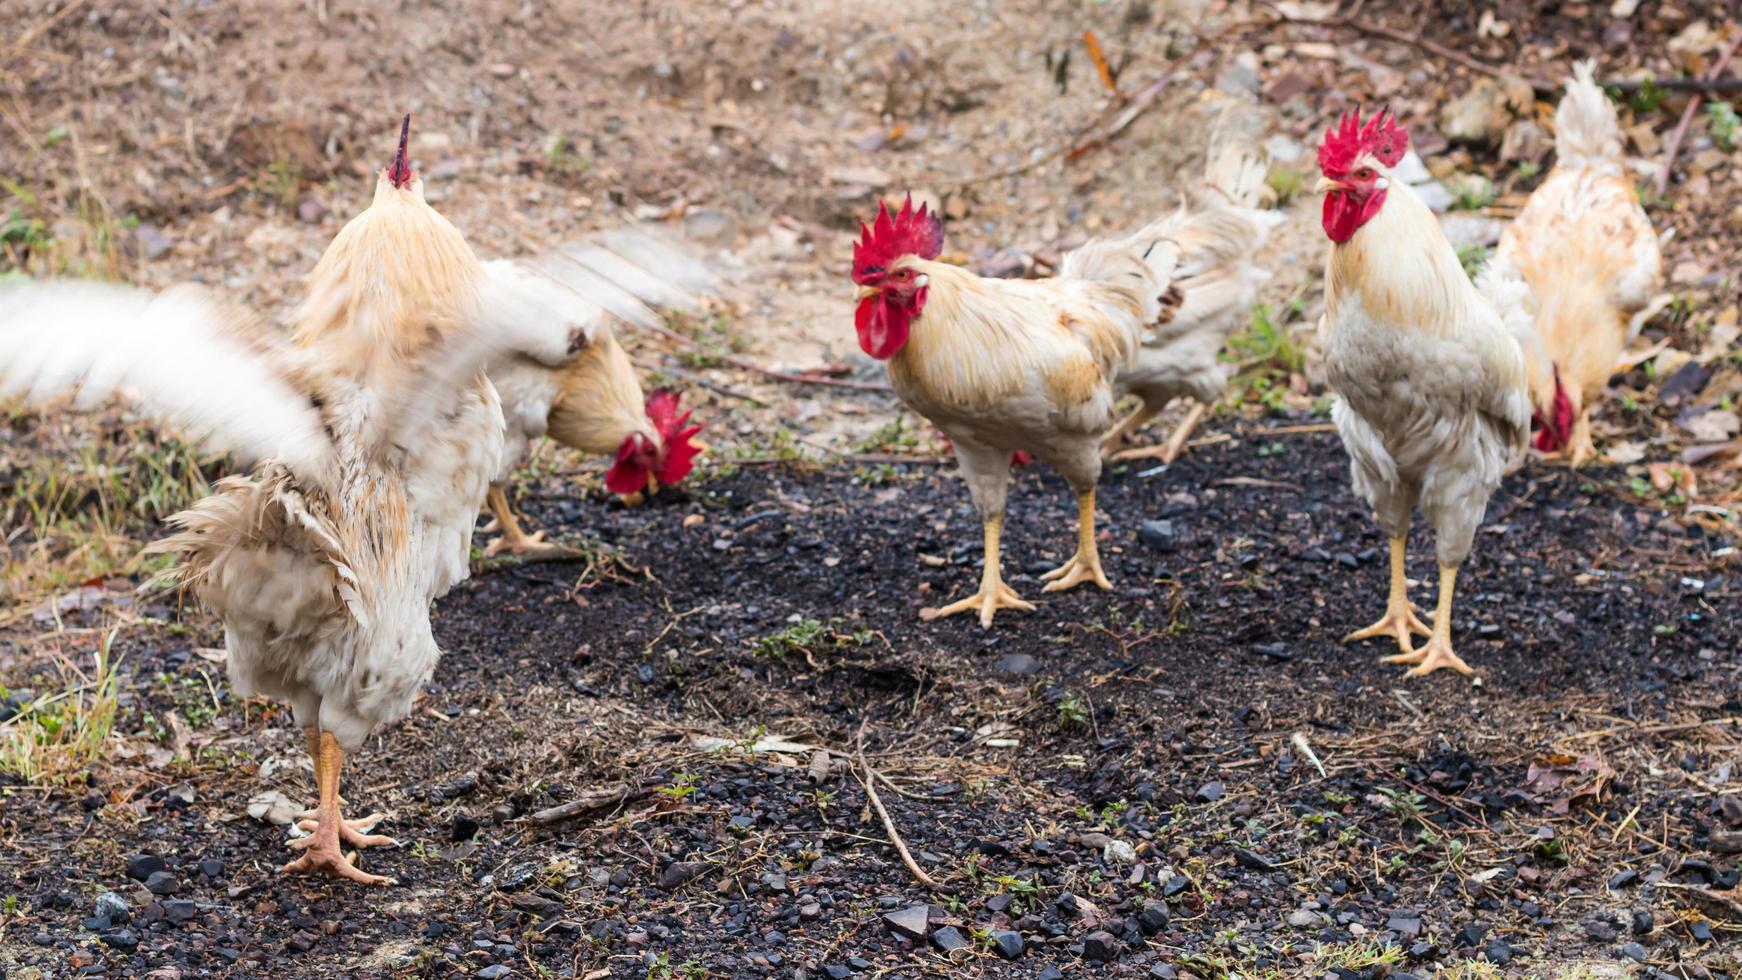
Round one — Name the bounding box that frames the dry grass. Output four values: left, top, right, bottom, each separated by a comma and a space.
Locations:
0, 629, 123, 785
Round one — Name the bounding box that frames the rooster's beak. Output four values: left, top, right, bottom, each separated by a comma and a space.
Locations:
1314, 176, 1347, 194
854, 285, 879, 301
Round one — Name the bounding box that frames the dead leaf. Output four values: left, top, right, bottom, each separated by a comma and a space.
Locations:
1524, 752, 1617, 814
1605, 440, 1647, 465
1686, 410, 1740, 443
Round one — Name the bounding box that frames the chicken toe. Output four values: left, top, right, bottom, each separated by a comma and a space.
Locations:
1041, 489, 1113, 593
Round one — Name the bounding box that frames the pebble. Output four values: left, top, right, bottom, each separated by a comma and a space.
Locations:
126, 854, 168, 881
1387, 912, 1422, 939
163, 899, 197, 923
1104, 839, 1138, 865
998, 653, 1040, 675
1136, 903, 1168, 936
883, 904, 929, 939
477, 966, 511, 979
1195, 781, 1224, 803
451, 811, 481, 842
144, 871, 181, 895
1082, 930, 1119, 962
198, 858, 224, 878
1621, 942, 1647, 963
1631, 909, 1653, 935
991, 929, 1024, 959
1138, 520, 1177, 551
659, 861, 709, 889
1607, 869, 1639, 889
823, 967, 851, 980
930, 925, 970, 955
93, 892, 130, 924
1484, 941, 1512, 965
1286, 909, 1321, 929
101, 927, 140, 950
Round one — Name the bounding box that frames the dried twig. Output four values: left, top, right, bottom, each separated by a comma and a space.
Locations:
527, 780, 656, 825
1257, 5, 1554, 95
1655, 30, 1742, 194
855, 721, 951, 893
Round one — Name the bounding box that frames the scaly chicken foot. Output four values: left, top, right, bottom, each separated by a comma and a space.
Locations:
1381, 564, 1475, 678
1343, 535, 1433, 653
932, 516, 1035, 629
1110, 402, 1208, 464
282, 731, 396, 886
1042, 489, 1113, 593
482, 487, 582, 561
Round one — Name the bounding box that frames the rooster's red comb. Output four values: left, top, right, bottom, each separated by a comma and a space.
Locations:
646, 389, 703, 486
387, 113, 414, 188
1317, 107, 1409, 179
852, 194, 944, 285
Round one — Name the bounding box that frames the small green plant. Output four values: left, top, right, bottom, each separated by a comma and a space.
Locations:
1375, 786, 1426, 825
1456, 242, 1489, 279
751, 617, 869, 661
1512, 160, 1540, 183
656, 771, 701, 801
986, 874, 1042, 913
1450, 176, 1497, 211
1265, 165, 1304, 205
1056, 692, 1089, 730
645, 952, 706, 980
1707, 101, 1740, 151
1623, 77, 1665, 115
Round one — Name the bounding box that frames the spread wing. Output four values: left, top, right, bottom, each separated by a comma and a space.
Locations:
0, 279, 335, 482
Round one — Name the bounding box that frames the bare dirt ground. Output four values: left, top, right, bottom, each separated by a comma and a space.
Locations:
3, 1, 1741, 978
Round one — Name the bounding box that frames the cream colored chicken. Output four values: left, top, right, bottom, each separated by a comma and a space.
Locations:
1104, 112, 1282, 462
481, 257, 703, 560
1491, 60, 1664, 466
0, 117, 680, 885
849, 188, 1253, 628
1315, 110, 1533, 678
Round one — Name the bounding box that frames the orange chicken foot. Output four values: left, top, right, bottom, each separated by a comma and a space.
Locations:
1041, 489, 1113, 593
1382, 564, 1475, 677
1344, 535, 1433, 654
483, 486, 581, 561
1110, 403, 1209, 464
932, 515, 1035, 629
282, 731, 397, 885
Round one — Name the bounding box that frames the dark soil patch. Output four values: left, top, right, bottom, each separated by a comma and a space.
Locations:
4, 431, 1738, 978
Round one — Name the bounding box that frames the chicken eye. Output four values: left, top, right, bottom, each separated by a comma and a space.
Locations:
1355, 168, 1374, 180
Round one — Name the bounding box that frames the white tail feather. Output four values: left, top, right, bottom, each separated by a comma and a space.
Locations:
0, 280, 335, 480
1555, 59, 1624, 173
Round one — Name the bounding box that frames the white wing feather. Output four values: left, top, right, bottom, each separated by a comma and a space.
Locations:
0, 280, 335, 480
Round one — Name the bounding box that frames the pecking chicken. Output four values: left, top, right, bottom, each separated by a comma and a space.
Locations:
850, 188, 1257, 628
1490, 60, 1664, 467
481, 257, 704, 559
0, 116, 670, 884
1315, 109, 1533, 677
1102, 111, 1282, 463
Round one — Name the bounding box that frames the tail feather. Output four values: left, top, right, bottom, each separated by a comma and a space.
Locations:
1554, 59, 1624, 173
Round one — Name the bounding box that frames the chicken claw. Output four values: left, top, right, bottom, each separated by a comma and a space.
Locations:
932, 581, 1036, 630
1041, 551, 1112, 593
282, 846, 396, 886
1382, 636, 1474, 677
482, 529, 583, 561
294, 812, 398, 850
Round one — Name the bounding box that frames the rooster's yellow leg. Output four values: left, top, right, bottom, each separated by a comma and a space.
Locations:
1383, 564, 1474, 677
1111, 402, 1208, 463
1101, 400, 1161, 457
933, 515, 1035, 629
1343, 535, 1433, 653
1566, 415, 1597, 469
293, 724, 349, 821
283, 732, 397, 885
1042, 489, 1114, 593
482, 486, 579, 560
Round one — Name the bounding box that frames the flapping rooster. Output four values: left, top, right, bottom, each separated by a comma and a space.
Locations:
0, 117, 676, 883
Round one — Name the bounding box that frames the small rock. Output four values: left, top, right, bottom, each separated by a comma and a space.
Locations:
659, 861, 708, 889
1232, 847, 1275, 872
1484, 941, 1512, 965
126, 855, 168, 881
93, 892, 130, 924
1038, 968, 1065, 980
164, 899, 197, 923
1607, 869, 1639, 889
1621, 942, 1647, 963
451, 811, 481, 842
296, 195, 329, 225
1631, 909, 1653, 935
998, 653, 1040, 675
1162, 875, 1190, 897
991, 930, 1024, 959
1104, 839, 1138, 865
144, 871, 181, 896
1136, 902, 1169, 936
1387, 912, 1422, 939
1287, 909, 1322, 929
1138, 520, 1178, 551
822, 967, 851, 980
1690, 919, 1714, 942
883, 904, 929, 940
101, 927, 140, 951
1457, 923, 1489, 948
1082, 931, 1119, 963
1585, 920, 1618, 942
477, 966, 511, 980
1439, 76, 1533, 146
1719, 794, 1742, 826
1195, 781, 1223, 803
931, 925, 970, 955
198, 858, 224, 878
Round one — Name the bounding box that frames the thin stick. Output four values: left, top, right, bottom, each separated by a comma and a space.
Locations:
855, 721, 950, 893
1655, 30, 1742, 194
1256, 5, 1554, 95
1254, 423, 1336, 437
